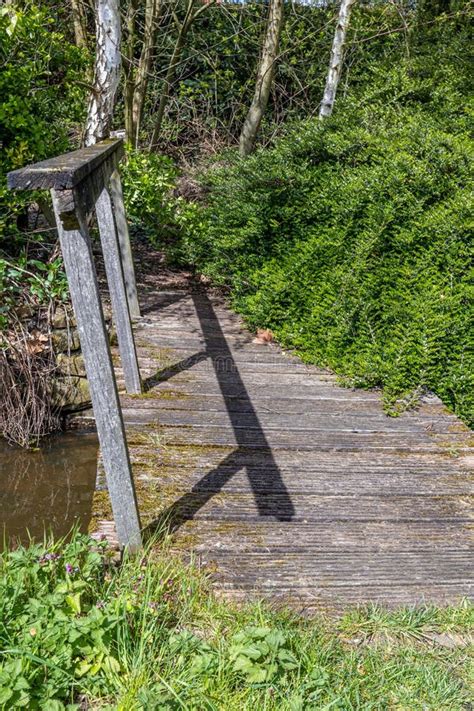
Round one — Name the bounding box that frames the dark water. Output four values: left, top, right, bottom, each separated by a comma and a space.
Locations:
0, 432, 99, 548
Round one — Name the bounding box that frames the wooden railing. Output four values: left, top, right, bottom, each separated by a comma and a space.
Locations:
8, 139, 142, 550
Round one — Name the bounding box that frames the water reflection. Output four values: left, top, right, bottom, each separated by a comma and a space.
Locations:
0, 432, 99, 548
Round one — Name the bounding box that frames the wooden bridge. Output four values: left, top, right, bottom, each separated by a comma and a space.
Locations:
9, 140, 473, 612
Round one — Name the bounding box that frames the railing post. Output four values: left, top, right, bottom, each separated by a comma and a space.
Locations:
95, 183, 142, 394
109, 169, 141, 319
51, 185, 142, 551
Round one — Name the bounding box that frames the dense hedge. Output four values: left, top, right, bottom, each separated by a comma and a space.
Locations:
178, 15, 473, 424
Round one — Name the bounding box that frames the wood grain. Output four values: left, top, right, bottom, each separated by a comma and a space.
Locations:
7, 139, 123, 190
51, 184, 141, 551
95, 184, 142, 394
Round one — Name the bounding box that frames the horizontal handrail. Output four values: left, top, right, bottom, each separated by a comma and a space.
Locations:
7, 139, 124, 191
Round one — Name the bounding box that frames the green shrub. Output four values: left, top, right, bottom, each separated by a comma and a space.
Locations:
0, 3, 86, 329
180, 17, 473, 425
121, 149, 204, 262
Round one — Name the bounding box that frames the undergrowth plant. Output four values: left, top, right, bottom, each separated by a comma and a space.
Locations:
0, 2, 86, 330
0, 532, 472, 710
176, 13, 473, 425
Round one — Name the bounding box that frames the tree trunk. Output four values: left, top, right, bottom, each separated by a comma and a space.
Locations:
131, 0, 162, 147
319, 0, 356, 121
148, 0, 214, 151
148, 0, 195, 150
239, 0, 284, 158
148, 27, 188, 150
84, 0, 121, 146
70, 0, 88, 48
123, 0, 139, 145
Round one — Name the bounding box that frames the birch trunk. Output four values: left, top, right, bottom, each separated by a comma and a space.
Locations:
239, 0, 284, 157
84, 0, 121, 146
319, 0, 356, 120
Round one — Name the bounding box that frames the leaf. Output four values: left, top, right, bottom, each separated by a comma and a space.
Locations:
265, 629, 286, 650
277, 648, 298, 670
0, 688, 13, 705
246, 665, 268, 683
65, 593, 81, 615
13, 676, 30, 691
75, 659, 91, 678
103, 655, 120, 675
29, 259, 48, 271
230, 643, 263, 661
41, 700, 66, 711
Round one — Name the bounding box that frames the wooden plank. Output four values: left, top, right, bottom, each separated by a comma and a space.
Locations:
118, 393, 447, 417
136, 491, 472, 522
175, 519, 474, 551
219, 585, 472, 610
129, 446, 468, 475
131, 355, 329, 374
132, 463, 472, 495
207, 550, 473, 586
51, 186, 141, 550
109, 169, 140, 319
126, 424, 466, 451
148, 380, 382, 401
95, 184, 142, 395
8, 139, 123, 190
118, 408, 457, 434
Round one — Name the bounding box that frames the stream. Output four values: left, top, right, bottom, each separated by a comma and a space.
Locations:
0, 431, 99, 548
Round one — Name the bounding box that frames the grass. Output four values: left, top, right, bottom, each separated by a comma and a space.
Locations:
0, 531, 472, 710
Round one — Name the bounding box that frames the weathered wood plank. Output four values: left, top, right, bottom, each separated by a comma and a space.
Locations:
51, 186, 141, 550
8, 139, 123, 190
208, 551, 473, 585
125, 424, 469, 451
119, 393, 450, 417
144, 380, 383, 401
140, 491, 473, 522
220, 585, 472, 610
95, 184, 141, 394
132, 464, 472, 495
176, 519, 474, 551
109, 169, 140, 319
118, 407, 458, 434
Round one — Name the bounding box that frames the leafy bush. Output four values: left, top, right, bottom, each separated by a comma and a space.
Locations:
0, 533, 472, 709
121, 149, 204, 261
0, 3, 86, 328
179, 15, 473, 425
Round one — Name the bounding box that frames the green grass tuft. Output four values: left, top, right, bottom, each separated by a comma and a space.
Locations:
0, 532, 472, 709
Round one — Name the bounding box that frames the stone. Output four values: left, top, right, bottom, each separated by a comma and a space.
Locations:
15, 304, 36, 320
51, 327, 81, 353
102, 303, 113, 322
52, 375, 91, 410
107, 325, 117, 346
51, 305, 76, 329
56, 352, 86, 377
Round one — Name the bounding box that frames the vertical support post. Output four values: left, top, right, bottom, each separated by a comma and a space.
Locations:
95, 184, 142, 394
109, 169, 141, 319
51, 186, 142, 551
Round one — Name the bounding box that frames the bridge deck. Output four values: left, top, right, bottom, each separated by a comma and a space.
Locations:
95, 282, 473, 612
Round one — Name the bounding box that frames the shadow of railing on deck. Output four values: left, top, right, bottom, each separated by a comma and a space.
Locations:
145, 291, 295, 535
